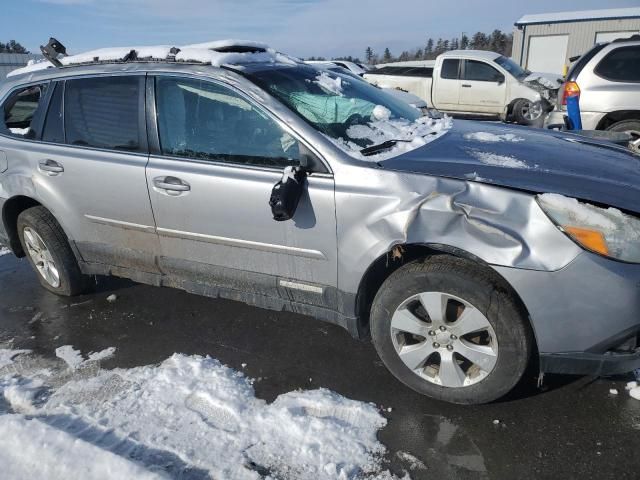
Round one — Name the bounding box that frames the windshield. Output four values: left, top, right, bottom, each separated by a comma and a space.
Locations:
494, 56, 529, 79
243, 64, 422, 148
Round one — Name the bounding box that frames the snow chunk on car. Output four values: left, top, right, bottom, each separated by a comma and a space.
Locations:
464, 132, 525, 143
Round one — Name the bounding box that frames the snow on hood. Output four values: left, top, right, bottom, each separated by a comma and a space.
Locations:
331, 114, 453, 161
524, 72, 563, 90
7, 40, 298, 77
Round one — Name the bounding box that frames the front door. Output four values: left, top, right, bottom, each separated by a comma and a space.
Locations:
459, 60, 507, 114
146, 75, 338, 306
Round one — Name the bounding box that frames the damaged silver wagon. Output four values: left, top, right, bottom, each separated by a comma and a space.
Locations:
1, 39, 639, 404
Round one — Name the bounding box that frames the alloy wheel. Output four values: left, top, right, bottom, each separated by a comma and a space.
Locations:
390, 292, 498, 388
23, 227, 60, 288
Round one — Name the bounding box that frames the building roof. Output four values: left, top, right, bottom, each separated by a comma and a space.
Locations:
515, 7, 640, 26
0, 53, 42, 79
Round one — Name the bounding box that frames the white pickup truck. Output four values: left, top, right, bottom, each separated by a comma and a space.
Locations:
364, 50, 562, 125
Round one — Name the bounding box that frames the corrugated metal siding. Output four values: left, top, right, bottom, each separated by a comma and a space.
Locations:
512, 18, 640, 69
0, 53, 42, 79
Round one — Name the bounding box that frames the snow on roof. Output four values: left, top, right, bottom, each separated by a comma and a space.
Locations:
7, 40, 297, 78
516, 7, 640, 25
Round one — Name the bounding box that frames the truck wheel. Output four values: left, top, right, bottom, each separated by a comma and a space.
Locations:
512, 99, 543, 126
606, 119, 640, 134
370, 255, 532, 405
17, 206, 93, 296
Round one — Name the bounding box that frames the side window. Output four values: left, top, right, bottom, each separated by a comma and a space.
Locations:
463, 60, 502, 82
42, 82, 64, 144
2, 83, 48, 138
441, 59, 460, 80
594, 46, 640, 82
155, 77, 300, 168
64, 76, 145, 152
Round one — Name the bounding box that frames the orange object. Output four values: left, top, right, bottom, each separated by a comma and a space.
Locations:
565, 226, 609, 255
561, 81, 580, 105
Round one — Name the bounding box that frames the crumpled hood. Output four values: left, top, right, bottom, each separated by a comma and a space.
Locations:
379, 120, 640, 214
524, 72, 563, 90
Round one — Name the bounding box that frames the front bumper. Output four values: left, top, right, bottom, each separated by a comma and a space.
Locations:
494, 252, 640, 375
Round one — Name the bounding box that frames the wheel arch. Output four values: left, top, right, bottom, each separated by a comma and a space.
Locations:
354, 242, 540, 358
2, 195, 43, 257
596, 110, 640, 130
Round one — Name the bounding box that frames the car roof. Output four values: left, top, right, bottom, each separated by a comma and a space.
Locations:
439, 50, 501, 60
4, 39, 300, 83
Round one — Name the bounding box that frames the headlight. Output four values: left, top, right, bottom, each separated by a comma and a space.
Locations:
537, 193, 640, 263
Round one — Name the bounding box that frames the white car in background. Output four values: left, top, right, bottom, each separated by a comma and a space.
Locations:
306, 60, 369, 76
306, 61, 430, 114
364, 50, 562, 125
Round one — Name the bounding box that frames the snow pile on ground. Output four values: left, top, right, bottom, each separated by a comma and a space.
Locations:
464, 132, 525, 143
314, 72, 344, 96
0, 246, 11, 256
333, 115, 453, 161
468, 150, 529, 169
0, 348, 30, 368
626, 381, 640, 400
0, 415, 166, 480
0, 349, 394, 479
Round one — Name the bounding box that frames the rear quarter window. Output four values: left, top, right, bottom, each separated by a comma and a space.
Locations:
2, 83, 49, 139
594, 46, 640, 82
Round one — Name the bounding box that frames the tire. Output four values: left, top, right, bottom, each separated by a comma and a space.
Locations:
512, 98, 543, 126
370, 255, 532, 405
17, 206, 93, 296
605, 119, 640, 134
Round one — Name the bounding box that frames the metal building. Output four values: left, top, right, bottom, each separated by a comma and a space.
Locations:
512, 7, 640, 74
0, 53, 42, 79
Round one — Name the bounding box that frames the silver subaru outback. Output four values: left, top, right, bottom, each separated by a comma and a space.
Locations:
1, 40, 639, 404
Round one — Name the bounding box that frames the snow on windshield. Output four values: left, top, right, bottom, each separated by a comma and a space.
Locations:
331, 114, 453, 161
0, 348, 397, 479
313, 72, 344, 96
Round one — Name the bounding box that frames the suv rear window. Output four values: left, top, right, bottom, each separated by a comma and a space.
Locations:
64, 76, 145, 152
373, 66, 433, 77
2, 83, 48, 138
594, 46, 640, 82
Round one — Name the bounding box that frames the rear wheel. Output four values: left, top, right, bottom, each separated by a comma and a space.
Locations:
370, 255, 532, 404
17, 206, 93, 296
605, 119, 640, 134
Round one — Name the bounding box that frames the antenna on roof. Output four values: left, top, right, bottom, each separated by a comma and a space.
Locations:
40, 37, 67, 67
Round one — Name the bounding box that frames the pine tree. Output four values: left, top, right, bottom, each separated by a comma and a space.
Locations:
0, 40, 29, 54
470, 32, 489, 50
365, 46, 374, 64
450, 38, 459, 50
383, 48, 392, 63
414, 48, 423, 60
460, 34, 470, 50
425, 38, 434, 58
435, 38, 444, 54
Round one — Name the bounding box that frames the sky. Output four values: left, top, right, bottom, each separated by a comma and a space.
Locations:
3, 0, 640, 59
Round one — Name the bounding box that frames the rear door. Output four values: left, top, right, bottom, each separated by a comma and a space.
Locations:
145, 74, 338, 306
459, 60, 506, 114
432, 58, 461, 110
32, 75, 160, 275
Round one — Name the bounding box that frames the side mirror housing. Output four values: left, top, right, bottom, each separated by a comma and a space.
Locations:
269, 166, 307, 221
496, 74, 505, 85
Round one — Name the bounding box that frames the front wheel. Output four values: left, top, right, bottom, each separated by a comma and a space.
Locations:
370, 255, 532, 404
512, 98, 544, 126
17, 206, 93, 296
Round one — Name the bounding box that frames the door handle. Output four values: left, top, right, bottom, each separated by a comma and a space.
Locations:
153, 176, 190, 193
38, 159, 64, 175
462, 84, 472, 88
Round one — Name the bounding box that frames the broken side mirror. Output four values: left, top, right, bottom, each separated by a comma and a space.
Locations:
269, 165, 308, 221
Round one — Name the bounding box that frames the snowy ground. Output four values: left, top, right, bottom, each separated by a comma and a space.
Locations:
0, 246, 11, 256
0, 346, 405, 480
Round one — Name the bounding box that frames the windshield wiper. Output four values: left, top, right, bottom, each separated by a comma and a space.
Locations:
360, 131, 439, 157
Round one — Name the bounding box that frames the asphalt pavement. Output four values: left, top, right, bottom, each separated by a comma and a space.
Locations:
1, 253, 639, 479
